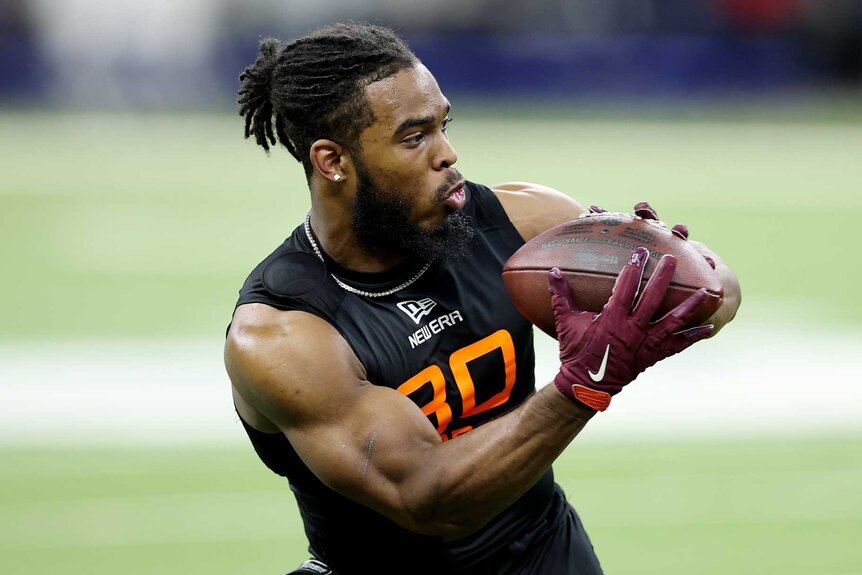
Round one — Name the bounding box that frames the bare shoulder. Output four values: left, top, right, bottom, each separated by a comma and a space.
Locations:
225, 303, 367, 430
490, 181, 586, 241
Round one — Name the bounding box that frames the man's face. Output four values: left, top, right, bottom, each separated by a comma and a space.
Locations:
348, 64, 474, 262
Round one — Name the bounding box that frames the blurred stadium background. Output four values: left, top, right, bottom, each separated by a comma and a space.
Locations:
1, 1, 861, 573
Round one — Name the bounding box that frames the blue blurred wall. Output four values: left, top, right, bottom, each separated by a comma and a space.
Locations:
1, 0, 859, 107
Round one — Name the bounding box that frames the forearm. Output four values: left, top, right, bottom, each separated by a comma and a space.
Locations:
397, 385, 595, 536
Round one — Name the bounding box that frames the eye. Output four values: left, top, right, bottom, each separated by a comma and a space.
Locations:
442, 116, 453, 133
402, 132, 425, 146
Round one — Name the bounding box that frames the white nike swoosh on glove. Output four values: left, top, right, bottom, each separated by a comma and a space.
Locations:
588, 344, 610, 383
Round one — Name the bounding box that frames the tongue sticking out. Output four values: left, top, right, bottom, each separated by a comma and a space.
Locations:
444, 187, 466, 210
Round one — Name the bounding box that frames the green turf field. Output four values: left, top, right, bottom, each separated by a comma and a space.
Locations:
1, 106, 861, 340
2, 438, 860, 574
1, 105, 860, 573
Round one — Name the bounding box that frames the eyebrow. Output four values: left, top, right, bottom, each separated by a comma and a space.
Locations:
394, 104, 451, 135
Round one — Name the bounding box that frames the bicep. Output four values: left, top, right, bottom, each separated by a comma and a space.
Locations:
284, 382, 443, 519
491, 181, 586, 241
226, 307, 443, 526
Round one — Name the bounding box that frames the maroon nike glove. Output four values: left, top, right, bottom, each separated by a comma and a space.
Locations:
550, 247, 714, 411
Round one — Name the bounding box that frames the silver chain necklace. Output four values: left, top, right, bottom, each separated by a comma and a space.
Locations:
303, 210, 432, 298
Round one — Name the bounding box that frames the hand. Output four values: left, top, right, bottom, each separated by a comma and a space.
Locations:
550, 247, 714, 411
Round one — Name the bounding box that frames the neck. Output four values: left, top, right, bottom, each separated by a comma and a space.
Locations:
307, 206, 411, 274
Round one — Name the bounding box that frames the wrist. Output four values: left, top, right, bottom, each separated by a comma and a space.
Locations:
553, 371, 611, 412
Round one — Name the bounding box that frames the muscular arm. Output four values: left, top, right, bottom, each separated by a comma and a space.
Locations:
227, 184, 729, 541
227, 304, 595, 539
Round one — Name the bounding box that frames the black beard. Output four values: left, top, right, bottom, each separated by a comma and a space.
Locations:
350, 165, 475, 263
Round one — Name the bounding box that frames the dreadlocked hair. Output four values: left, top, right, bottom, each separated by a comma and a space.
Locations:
238, 23, 418, 177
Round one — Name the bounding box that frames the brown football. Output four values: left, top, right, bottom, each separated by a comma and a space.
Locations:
502, 213, 723, 338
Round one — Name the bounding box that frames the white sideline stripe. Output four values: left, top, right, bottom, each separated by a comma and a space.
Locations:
0, 319, 860, 445
533, 319, 862, 441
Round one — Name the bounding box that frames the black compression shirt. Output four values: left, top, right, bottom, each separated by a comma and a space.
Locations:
232, 182, 560, 574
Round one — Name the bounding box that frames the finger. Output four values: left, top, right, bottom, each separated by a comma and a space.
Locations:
676, 324, 715, 341
589, 205, 607, 214
703, 255, 716, 269
634, 201, 659, 220
671, 224, 689, 240
549, 268, 582, 315
606, 247, 649, 313
632, 253, 676, 324
653, 324, 714, 358
652, 288, 710, 336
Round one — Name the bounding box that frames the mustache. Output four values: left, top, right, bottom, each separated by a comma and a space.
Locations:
434, 170, 465, 201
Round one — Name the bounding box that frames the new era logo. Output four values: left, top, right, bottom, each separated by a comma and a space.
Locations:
397, 298, 437, 324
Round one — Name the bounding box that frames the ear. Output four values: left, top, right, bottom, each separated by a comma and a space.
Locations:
309, 139, 351, 183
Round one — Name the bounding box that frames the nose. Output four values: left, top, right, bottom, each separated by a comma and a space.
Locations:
436, 134, 458, 170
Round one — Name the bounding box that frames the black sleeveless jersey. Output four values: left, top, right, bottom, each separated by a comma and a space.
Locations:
233, 182, 559, 574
